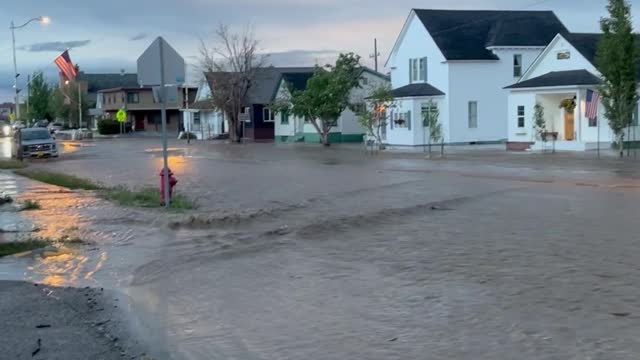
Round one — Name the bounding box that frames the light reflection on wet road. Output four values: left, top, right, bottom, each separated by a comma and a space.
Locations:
3, 137, 640, 359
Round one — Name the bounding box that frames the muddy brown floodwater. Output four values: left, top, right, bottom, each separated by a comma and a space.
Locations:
2, 137, 640, 359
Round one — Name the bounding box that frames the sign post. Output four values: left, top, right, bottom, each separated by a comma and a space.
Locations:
116, 109, 126, 135
137, 37, 185, 208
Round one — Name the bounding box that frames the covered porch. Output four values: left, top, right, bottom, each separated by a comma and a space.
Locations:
506, 70, 612, 151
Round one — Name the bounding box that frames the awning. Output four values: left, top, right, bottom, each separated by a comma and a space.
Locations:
505, 69, 602, 89
391, 83, 445, 98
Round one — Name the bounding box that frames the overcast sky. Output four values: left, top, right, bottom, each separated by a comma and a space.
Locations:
0, 0, 637, 102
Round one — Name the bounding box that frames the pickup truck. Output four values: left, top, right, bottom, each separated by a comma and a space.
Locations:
11, 128, 59, 159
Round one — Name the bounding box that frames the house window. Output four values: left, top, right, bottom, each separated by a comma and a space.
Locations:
409, 58, 427, 83
517, 105, 525, 128
633, 103, 639, 126
281, 111, 289, 125
263, 108, 275, 122
361, 77, 369, 86
421, 103, 438, 127
126, 92, 139, 104
121, 94, 125, 103
468, 101, 478, 128
352, 103, 366, 114
513, 54, 522, 77
392, 111, 412, 129
193, 112, 201, 125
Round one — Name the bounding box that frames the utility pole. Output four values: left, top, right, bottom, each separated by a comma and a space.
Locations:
369, 38, 380, 72
26, 74, 30, 117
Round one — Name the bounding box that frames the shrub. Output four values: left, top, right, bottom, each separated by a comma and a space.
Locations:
179, 132, 197, 140
97, 119, 121, 135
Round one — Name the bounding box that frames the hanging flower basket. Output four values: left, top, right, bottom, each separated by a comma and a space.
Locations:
559, 98, 576, 113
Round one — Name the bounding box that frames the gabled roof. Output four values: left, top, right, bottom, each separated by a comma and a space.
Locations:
505, 69, 602, 89
77, 72, 139, 93
564, 33, 640, 77
391, 83, 445, 98
412, 9, 568, 60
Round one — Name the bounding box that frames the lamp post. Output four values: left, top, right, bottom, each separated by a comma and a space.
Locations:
10, 16, 50, 121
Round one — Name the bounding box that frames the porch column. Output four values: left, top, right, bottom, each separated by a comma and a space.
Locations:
576, 89, 582, 142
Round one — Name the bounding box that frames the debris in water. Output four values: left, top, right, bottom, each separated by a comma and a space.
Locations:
431, 205, 453, 211
31, 338, 41, 357
611, 312, 631, 317
0, 193, 13, 205
35, 324, 51, 329
388, 337, 398, 342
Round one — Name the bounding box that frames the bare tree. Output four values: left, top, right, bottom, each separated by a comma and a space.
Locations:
199, 24, 265, 142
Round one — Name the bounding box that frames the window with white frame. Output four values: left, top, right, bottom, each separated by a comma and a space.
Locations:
633, 103, 639, 126
263, 108, 275, 122
409, 57, 427, 83
517, 105, 525, 128
468, 101, 478, 128
513, 54, 523, 77
421, 103, 438, 127
391, 111, 412, 129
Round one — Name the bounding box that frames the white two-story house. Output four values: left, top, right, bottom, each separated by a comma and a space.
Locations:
385, 9, 568, 146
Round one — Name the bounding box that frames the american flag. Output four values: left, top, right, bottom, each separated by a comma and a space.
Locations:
54, 50, 77, 83
585, 89, 599, 120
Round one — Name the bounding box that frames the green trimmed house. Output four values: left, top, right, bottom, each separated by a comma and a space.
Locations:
274, 68, 390, 143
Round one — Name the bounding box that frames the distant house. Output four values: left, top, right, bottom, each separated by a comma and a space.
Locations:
385, 9, 567, 146
0, 102, 15, 121
98, 85, 196, 133
505, 33, 640, 151
182, 78, 227, 139
77, 72, 138, 128
273, 68, 390, 143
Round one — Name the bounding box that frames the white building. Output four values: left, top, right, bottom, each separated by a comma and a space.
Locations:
274, 68, 390, 143
182, 77, 227, 139
506, 33, 640, 151
385, 9, 567, 146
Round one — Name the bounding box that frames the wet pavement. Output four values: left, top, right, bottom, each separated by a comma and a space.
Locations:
2, 136, 640, 359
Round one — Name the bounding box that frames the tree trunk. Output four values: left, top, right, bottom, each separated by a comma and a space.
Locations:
619, 135, 625, 158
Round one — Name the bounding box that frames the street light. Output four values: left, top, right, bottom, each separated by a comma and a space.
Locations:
10, 16, 50, 121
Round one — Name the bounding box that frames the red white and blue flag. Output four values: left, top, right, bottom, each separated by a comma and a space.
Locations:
585, 89, 599, 120
54, 50, 77, 83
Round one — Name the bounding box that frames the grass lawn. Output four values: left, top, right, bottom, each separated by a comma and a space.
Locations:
14, 169, 197, 210
0, 159, 28, 170
0, 239, 49, 258
14, 169, 101, 190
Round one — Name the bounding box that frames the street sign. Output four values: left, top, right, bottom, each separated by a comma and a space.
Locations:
137, 36, 186, 208
116, 109, 126, 123
137, 37, 185, 86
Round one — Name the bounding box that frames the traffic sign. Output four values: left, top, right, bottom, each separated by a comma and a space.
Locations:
116, 109, 126, 123
137, 37, 185, 86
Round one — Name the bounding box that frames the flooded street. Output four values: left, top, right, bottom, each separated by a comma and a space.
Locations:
2, 137, 640, 359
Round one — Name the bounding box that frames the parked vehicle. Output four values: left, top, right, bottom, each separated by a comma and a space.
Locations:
1, 120, 11, 137
11, 128, 58, 159
11, 121, 25, 130
48, 122, 64, 134
33, 120, 49, 128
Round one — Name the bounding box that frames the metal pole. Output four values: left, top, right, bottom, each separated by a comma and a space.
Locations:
597, 116, 600, 158
78, 82, 82, 129
374, 38, 378, 73
185, 85, 190, 144
11, 21, 20, 120
26, 74, 30, 117
159, 40, 170, 208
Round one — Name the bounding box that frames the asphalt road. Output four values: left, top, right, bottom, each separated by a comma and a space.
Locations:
3, 136, 640, 359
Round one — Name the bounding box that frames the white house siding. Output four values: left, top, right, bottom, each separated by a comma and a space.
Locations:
386, 11, 450, 145
447, 48, 542, 144
385, 97, 445, 146
522, 35, 600, 81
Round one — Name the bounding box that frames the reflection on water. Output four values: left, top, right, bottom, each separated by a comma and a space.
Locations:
0, 138, 11, 159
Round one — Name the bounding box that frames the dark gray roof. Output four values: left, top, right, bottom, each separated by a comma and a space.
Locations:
413, 9, 568, 60
505, 70, 602, 89
77, 72, 139, 104
391, 83, 445, 98
563, 33, 640, 77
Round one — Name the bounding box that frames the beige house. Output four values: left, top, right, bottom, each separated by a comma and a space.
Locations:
98, 86, 196, 132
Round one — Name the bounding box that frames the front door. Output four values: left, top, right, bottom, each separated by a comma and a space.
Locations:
564, 111, 575, 141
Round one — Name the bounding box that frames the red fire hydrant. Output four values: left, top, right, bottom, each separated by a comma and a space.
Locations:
159, 168, 178, 205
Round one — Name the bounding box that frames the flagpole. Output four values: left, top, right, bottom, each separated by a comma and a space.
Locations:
78, 82, 82, 129
597, 115, 600, 158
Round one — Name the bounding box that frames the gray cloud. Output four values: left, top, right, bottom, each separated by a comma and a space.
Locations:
266, 49, 342, 67
21, 40, 91, 52
129, 33, 148, 41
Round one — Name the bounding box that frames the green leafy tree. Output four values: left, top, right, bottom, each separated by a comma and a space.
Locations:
357, 84, 394, 149
48, 82, 89, 128
422, 101, 442, 158
290, 53, 362, 146
533, 103, 547, 142
596, 0, 638, 157
27, 71, 51, 121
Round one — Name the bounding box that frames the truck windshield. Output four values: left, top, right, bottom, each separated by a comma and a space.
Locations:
21, 129, 51, 141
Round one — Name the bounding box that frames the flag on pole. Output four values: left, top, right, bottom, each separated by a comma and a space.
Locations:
54, 50, 77, 83
585, 89, 599, 119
